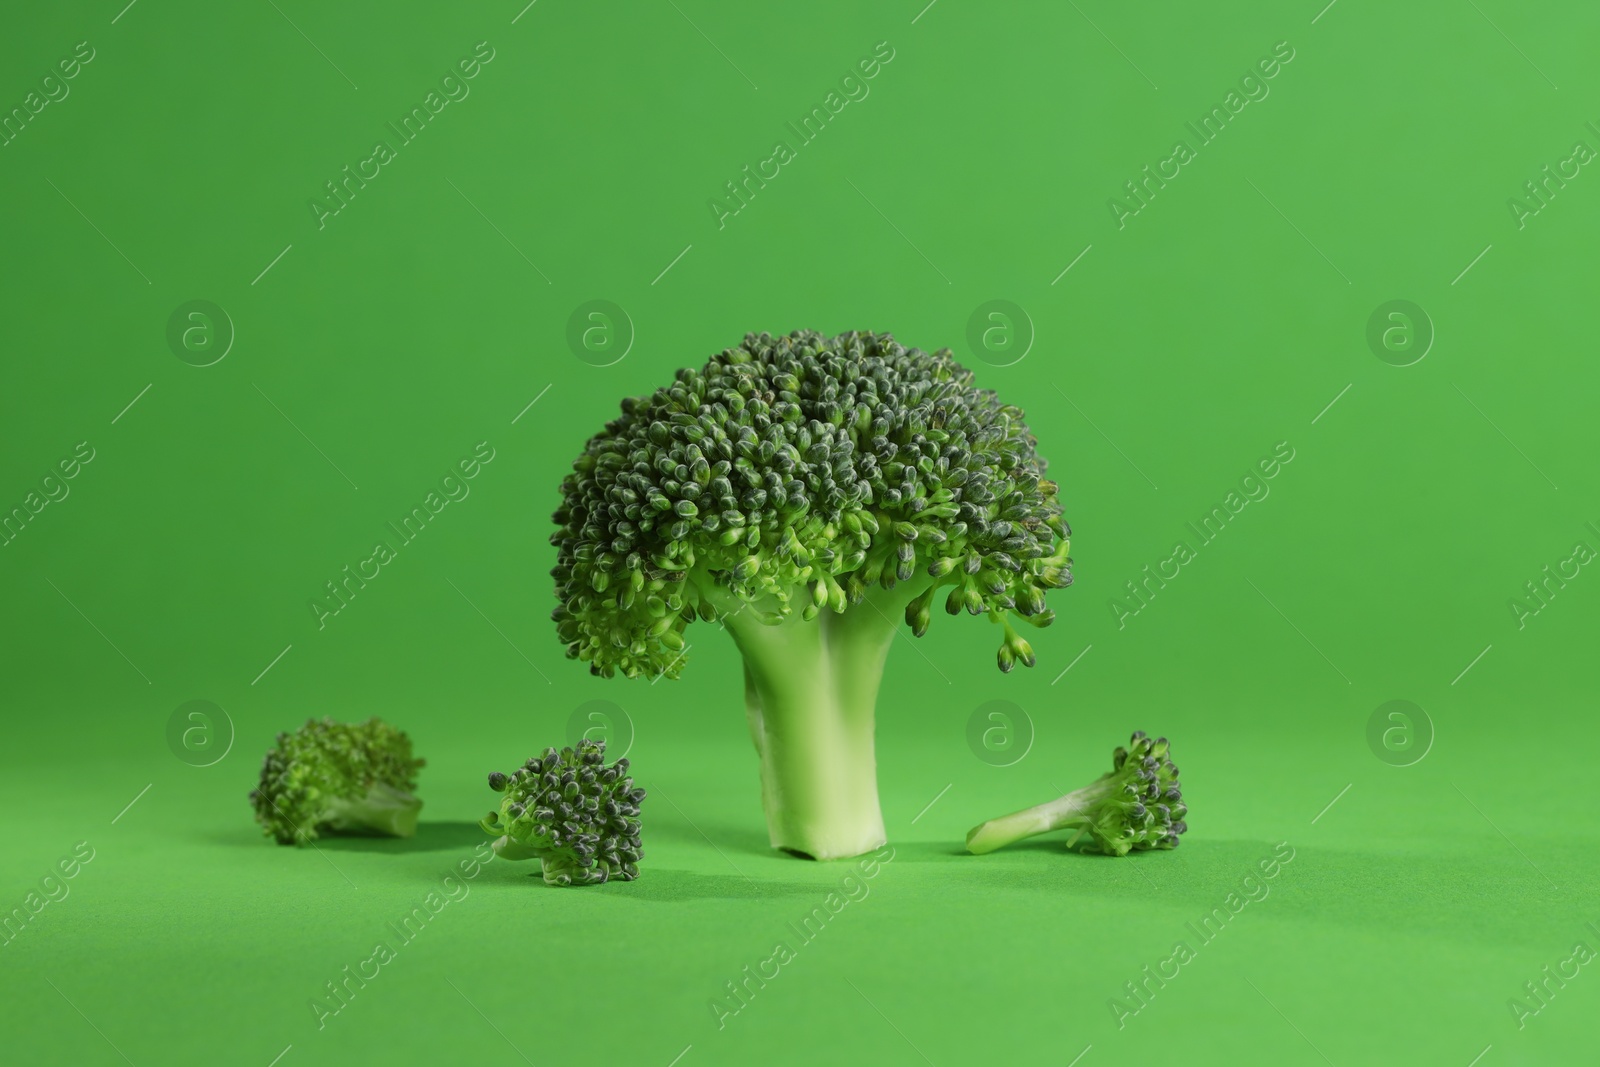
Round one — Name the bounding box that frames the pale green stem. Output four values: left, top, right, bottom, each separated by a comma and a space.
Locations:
324, 781, 422, 838
965, 782, 1108, 855
719, 580, 928, 860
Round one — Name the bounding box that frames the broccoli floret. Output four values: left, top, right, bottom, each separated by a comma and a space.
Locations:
551, 330, 1072, 859
965, 731, 1186, 856
249, 717, 424, 845
480, 740, 645, 886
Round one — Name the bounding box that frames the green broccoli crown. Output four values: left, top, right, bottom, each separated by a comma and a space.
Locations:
552, 329, 1072, 679
1074, 731, 1187, 855
249, 717, 425, 846
481, 739, 645, 886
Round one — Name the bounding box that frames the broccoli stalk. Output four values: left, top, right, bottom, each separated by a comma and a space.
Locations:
319, 781, 424, 839
718, 582, 920, 859
551, 330, 1073, 860
965, 731, 1187, 856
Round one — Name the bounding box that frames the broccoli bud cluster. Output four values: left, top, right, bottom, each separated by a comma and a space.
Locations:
249, 717, 425, 846
481, 739, 645, 886
1081, 731, 1187, 854
551, 329, 1072, 679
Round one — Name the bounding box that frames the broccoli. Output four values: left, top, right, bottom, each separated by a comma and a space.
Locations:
551, 330, 1072, 860
965, 731, 1186, 856
249, 717, 424, 845
480, 740, 645, 886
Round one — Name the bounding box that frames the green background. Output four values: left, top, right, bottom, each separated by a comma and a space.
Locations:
2, 1, 1596, 1064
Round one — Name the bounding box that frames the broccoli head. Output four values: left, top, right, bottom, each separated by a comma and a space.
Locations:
965, 731, 1186, 856
249, 717, 424, 845
551, 330, 1072, 859
480, 740, 645, 886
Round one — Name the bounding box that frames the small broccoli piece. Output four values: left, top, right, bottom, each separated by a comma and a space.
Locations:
551, 329, 1072, 860
481, 739, 645, 886
249, 717, 424, 845
965, 731, 1186, 856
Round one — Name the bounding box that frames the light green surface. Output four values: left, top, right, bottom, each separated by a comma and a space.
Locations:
2, 2, 1596, 1064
